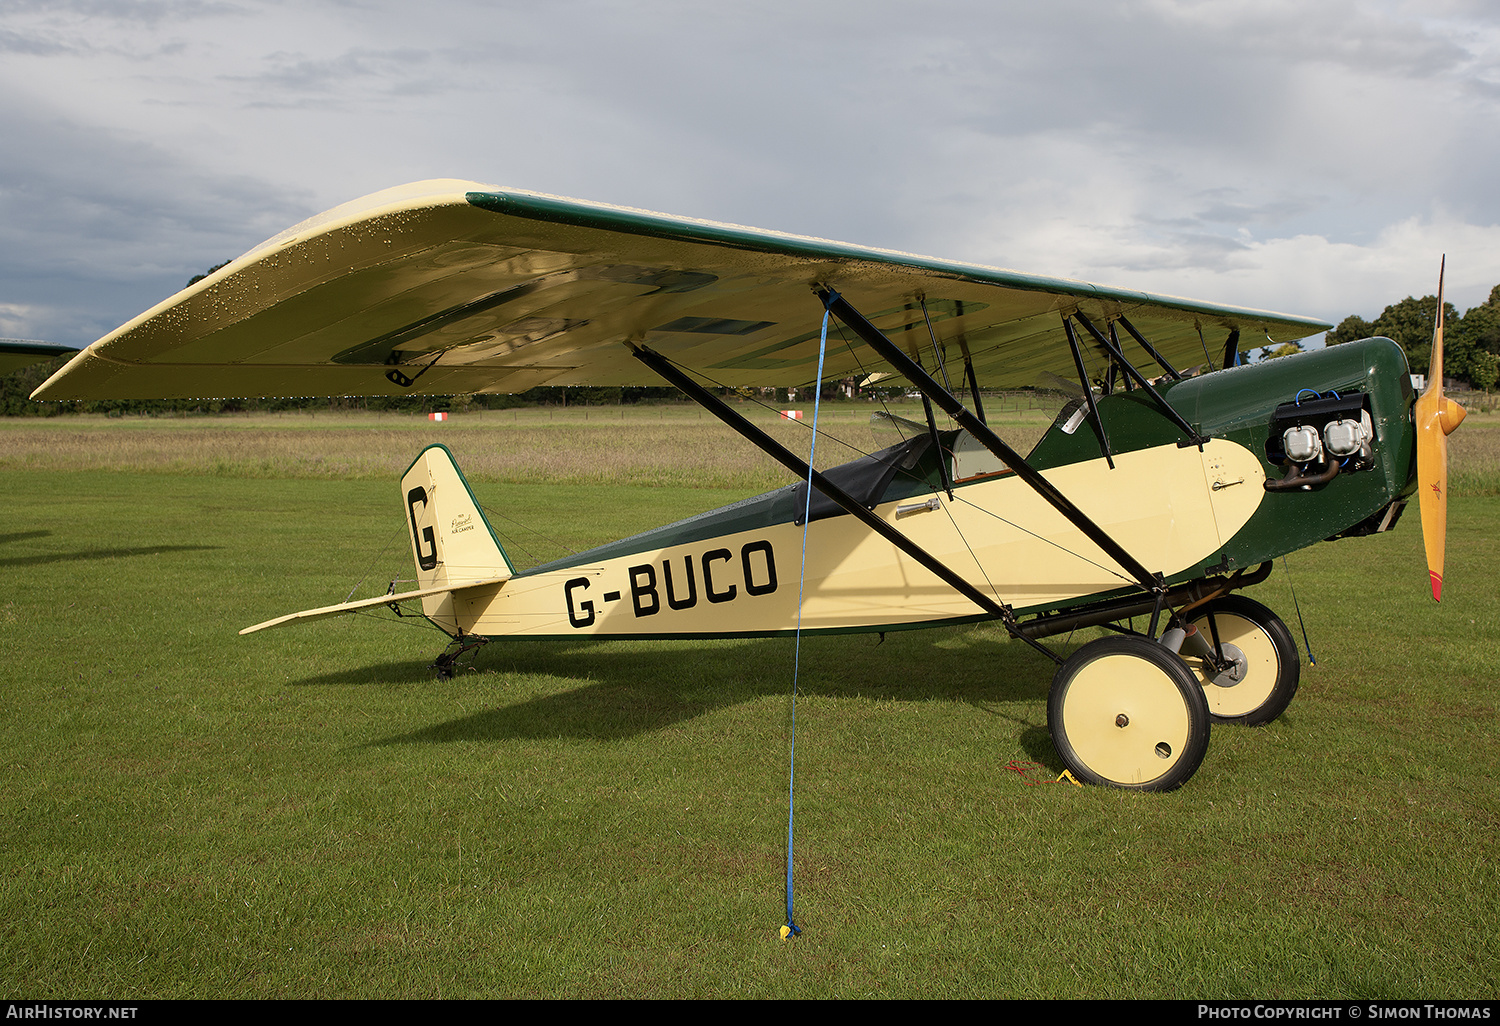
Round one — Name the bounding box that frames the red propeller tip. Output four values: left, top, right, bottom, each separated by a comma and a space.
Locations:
1430, 570, 1443, 603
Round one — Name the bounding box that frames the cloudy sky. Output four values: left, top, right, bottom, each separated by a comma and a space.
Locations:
3, 0, 1499, 350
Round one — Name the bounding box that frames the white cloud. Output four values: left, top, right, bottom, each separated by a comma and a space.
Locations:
0, 302, 42, 337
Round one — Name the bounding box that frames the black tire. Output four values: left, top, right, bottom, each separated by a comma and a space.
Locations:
1047, 635, 1211, 792
1185, 595, 1300, 726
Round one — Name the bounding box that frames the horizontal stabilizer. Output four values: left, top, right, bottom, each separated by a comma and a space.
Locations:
239, 577, 508, 635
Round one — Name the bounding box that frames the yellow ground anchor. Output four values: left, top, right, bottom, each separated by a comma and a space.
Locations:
1056, 770, 1083, 787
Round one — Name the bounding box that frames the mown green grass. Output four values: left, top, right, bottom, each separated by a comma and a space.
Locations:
1, 411, 1496, 998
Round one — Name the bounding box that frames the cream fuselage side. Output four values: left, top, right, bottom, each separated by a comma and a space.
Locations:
405, 440, 1266, 640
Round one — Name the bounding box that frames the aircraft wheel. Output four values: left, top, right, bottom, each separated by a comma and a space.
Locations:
1186, 595, 1300, 726
1047, 635, 1211, 792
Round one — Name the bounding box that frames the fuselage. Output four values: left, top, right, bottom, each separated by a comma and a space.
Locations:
415, 337, 1414, 641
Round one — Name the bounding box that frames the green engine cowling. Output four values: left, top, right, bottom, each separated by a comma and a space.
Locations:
1165, 336, 1416, 576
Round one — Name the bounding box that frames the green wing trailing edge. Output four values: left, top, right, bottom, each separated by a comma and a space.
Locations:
1, 339, 79, 376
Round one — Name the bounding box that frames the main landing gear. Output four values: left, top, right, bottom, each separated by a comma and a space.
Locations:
1048, 635, 1211, 791
1183, 596, 1300, 726
1045, 595, 1301, 791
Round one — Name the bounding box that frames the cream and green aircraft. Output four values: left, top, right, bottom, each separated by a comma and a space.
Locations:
32, 181, 1465, 792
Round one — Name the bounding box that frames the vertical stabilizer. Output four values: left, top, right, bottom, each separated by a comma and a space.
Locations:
400, 446, 513, 616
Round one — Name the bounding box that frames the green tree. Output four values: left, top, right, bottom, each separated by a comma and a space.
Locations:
1454, 287, 1500, 362
1259, 341, 1304, 360
1327, 284, 1500, 387
1366, 295, 1464, 379
0, 355, 72, 417
1324, 315, 1374, 347
187, 261, 232, 287
1468, 350, 1499, 393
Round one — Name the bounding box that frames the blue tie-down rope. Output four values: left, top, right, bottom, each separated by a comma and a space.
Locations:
782, 298, 833, 941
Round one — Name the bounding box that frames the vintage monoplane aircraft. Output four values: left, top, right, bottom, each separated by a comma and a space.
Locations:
32, 180, 1465, 791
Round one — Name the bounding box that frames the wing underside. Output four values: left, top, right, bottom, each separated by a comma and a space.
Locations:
34, 180, 1330, 401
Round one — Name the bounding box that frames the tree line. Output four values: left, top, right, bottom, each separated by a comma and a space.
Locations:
1320, 283, 1500, 390
0, 360, 685, 418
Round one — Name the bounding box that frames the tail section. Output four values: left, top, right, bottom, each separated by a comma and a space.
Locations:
240, 444, 511, 638
401, 444, 513, 595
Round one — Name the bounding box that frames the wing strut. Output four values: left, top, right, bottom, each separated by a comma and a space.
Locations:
918, 299, 957, 499
1116, 315, 1184, 381
1222, 329, 1242, 370
896, 307, 955, 498
960, 346, 988, 424
817, 288, 1162, 597
948, 299, 989, 424
629, 343, 1062, 665
1060, 315, 1115, 468
1103, 352, 1124, 395
1069, 311, 1207, 447
910, 355, 955, 499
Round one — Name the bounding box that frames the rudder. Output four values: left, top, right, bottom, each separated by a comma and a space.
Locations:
400, 444, 513, 593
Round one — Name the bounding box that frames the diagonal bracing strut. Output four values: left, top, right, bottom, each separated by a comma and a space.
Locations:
629, 343, 1062, 664
1069, 310, 1207, 447
816, 287, 1163, 596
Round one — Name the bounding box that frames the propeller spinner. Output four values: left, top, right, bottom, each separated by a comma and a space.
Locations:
1414, 257, 1467, 601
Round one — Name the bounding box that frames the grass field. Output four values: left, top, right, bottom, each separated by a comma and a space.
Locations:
1, 406, 1496, 998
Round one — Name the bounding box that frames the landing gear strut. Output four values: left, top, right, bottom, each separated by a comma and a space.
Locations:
1183, 595, 1300, 725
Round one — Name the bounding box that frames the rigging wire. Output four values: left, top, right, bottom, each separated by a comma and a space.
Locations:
350, 605, 454, 635
947, 492, 1135, 587
648, 330, 1015, 597
1280, 555, 1316, 665
1196, 323, 1215, 373
830, 315, 1127, 589
343, 519, 417, 604
477, 500, 579, 571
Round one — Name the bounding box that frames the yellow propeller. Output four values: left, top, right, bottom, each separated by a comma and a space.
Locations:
1414, 257, 1466, 601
